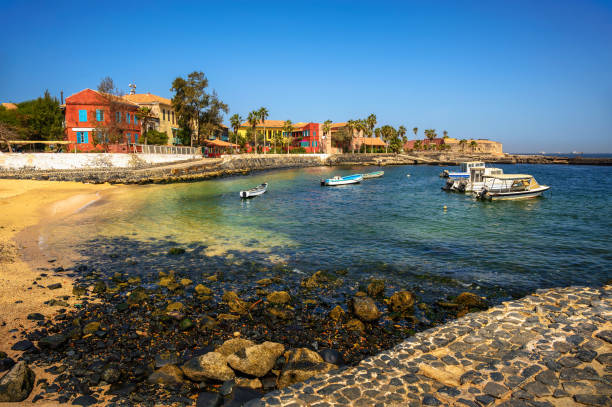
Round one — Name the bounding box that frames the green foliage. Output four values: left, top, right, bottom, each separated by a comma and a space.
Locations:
0, 91, 63, 141
290, 147, 306, 154
143, 129, 168, 145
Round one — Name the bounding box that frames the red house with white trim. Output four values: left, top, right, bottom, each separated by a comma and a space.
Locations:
64, 89, 141, 152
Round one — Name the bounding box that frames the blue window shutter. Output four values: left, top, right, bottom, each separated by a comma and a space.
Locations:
134, 115, 138, 125
96, 110, 100, 121
79, 110, 87, 122
84, 132, 88, 143
127, 133, 131, 143
76, 132, 80, 143
135, 133, 139, 143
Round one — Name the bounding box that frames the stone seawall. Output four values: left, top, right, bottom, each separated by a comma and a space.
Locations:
254, 285, 612, 407
1, 153, 610, 184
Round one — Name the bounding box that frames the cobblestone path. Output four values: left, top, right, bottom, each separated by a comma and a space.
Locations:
256, 285, 612, 406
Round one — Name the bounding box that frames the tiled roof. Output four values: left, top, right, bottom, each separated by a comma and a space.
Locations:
360, 137, 387, 146
240, 120, 288, 128
1, 102, 17, 110
331, 122, 347, 128
123, 93, 173, 105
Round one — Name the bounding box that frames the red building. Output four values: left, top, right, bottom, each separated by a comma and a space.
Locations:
292, 122, 322, 153
64, 89, 141, 152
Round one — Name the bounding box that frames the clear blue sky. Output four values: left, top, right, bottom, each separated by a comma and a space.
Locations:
1, 0, 611, 152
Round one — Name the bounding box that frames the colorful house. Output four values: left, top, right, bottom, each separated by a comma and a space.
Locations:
64, 89, 140, 152
123, 92, 180, 145
238, 120, 323, 153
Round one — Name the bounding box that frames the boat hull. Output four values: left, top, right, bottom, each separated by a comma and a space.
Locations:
481, 186, 550, 200
323, 175, 363, 186
240, 183, 268, 198
362, 171, 384, 179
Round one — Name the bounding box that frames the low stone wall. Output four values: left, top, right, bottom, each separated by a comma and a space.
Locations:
219, 154, 329, 171
0, 153, 201, 170
257, 285, 612, 406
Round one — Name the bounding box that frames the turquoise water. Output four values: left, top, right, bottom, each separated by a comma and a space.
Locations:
50, 164, 612, 300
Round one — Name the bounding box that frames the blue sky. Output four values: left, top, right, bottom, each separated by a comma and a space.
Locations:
1, 0, 611, 152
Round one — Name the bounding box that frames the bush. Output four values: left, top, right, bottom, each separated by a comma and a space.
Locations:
290, 147, 307, 154
143, 130, 168, 145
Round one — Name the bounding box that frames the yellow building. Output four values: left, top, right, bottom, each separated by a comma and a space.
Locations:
238, 119, 288, 143
123, 93, 180, 145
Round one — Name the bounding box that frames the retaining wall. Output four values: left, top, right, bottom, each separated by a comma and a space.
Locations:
0, 153, 201, 170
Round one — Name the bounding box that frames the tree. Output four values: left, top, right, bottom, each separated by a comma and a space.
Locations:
470, 140, 478, 152
282, 120, 294, 154
0, 122, 17, 152
247, 111, 260, 153
171, 71, 228, 147
322, 120, 332, 153
93, 77, 126, 151
443, 130, 448, 139
229, 113, 243, 150
136, 106, 156, 144
15, 90, 63, 142
380, 125, 397, 153
346, 120, 358, 154
143, 129, 168, 145
398, 126, 407, 152
414, 140, 423, 151
258, 107, 269, 154
366, 113, 377, 153
459, 139, 467, 151
424, 129, 437, 141
412, 127, 418, 138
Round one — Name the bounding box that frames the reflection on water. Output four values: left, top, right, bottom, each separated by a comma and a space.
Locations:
40, 164, 612, 298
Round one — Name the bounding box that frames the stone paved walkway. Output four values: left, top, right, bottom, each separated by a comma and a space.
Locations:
255, 285, 612, 406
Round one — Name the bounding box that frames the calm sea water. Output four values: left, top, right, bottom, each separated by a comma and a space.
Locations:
43, 164, 612, 301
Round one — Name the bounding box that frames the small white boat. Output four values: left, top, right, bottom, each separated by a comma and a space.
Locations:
362, 171, 384, 179
240, 183, 268, 198
321, 174, 363, 186
443, 166, 504, 192
475, 174, 550, 200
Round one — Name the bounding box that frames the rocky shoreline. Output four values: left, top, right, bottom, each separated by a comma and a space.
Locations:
0, 243, 493, 406
0, 153, 610, 185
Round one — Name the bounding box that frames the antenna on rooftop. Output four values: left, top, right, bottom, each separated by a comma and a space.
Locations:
128, 83, 136, 95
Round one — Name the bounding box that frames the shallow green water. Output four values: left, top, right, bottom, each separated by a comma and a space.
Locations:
45, 164, 612, 300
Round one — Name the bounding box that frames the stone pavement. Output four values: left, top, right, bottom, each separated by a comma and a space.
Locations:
255, 285, 612, 406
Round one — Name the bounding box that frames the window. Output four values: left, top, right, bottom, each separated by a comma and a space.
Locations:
95, 109, 104, 121
163, 109, 166, 121
314, 141, 317, 147
76, 131, 89, 144
134, 115, 138, 125
134, 133, 139, 143
313, 131, 316, 137
78, 110, 87, 122
126, 113, 130, 124
116, 112, 121, 122
300, 141, 309, 147
126, 133, 131, 144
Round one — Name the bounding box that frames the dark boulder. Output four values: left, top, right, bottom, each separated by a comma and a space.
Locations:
0, 361, 36, 402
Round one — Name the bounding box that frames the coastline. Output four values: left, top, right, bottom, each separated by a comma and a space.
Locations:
0, 180, 114, 405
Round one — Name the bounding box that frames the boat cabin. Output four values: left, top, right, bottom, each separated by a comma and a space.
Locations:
459, 162, 485, 173
469, 166, 503, 183
483, 174, 539, 192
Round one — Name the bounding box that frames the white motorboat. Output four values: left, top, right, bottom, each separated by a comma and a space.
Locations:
321, 174, 363, 186
240, 183, 268, 198
441, 162, 485, 179
475, 174, 550, 200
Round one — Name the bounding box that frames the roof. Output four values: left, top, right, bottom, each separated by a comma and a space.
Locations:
66, 89, 140, 106
484, 174, 534, 180
331, 122, 347, 128
204, 139, 239, 147
123, 93, 173, 105
1, 103, 17, 110
240, 120, 288, 128
361, 138, 387, 146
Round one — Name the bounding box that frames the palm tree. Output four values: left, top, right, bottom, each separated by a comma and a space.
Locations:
247, 110, 259, 153
424, 129, 437, 141
366, 114, 377, 153
412, 127, 418, 138
357, 119, 368, 153
258, 107, 269, 154
414, 140, 423, 151
283, 120, 294, 154
398, 126, 407, 152
443, 130, 448, 139
470, 140, 478, 152
459, 139, 467, 152
322, 120, 332, 153
229, 113, 243, 151
346, 120, 357, 154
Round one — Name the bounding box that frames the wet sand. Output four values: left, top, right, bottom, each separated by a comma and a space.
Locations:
0, 180, 115, 405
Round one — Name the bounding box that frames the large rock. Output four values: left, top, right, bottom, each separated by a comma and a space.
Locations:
227, 342, 285, 377
181, 352, 235, 382
456, 292, 487, 308
38, 334, 68, 350
267, 291, 290, 304
215, 338, 255, 357
389, 291, 416, 312
147, 364, 183, 385
366, 279, 385, 297
0, 361, 35, 402
277, 348, 337, 389
349, 296, 381, 321
329, 305, 345, 322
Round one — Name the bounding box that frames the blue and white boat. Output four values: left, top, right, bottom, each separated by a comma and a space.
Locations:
321, 174, 363, 186
441, 161, 485, 178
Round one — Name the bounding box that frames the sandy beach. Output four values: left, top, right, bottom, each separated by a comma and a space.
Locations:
0, 179, 115, 405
